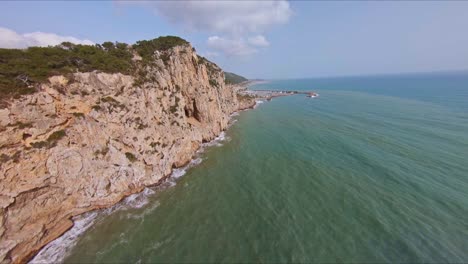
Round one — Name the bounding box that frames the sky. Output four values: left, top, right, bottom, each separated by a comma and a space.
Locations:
1, 1, 468, 79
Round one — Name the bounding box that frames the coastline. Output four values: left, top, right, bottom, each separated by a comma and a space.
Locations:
27, 80, 295, 263
30, 129, 234, 263
0, 44, 250, 264
28, 87, 258, 264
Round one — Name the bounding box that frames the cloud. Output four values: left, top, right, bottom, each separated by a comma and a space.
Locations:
248, 35, 270, 47
207, 36, 257, 57
0, 27, 94, 49
153, 1, 292, 36
124, 1, 292, 56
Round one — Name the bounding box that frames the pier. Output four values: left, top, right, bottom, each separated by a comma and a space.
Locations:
239, 89, 316, 100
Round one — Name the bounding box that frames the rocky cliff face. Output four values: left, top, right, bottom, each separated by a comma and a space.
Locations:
0, 44, 255, 263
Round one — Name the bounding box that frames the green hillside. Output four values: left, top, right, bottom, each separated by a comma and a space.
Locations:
0, 36, 189, 102
224, 72, 248, 85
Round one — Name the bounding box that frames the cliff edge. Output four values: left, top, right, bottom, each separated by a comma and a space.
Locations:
0, 39, 255, 263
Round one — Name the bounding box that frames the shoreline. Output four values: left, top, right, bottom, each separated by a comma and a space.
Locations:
30, 131, 230, 263
28, 81, 294, 263
29, 98, 258, 264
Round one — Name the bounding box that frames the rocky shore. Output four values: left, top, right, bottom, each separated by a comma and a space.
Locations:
0, 44, 255, 263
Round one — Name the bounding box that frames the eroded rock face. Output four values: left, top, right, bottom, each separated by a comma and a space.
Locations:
0, 45, 254, 263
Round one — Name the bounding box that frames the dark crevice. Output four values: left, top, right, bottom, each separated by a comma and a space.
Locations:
192, 100, 201, 122
184, 99, 201, 122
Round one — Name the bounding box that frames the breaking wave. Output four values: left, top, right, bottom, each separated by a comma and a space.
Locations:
254, 100, 264, 108
30, 212, 98, 264
30, 121, 233, 264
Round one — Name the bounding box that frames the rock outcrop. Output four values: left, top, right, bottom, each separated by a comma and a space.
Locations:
0, 44, 254, 263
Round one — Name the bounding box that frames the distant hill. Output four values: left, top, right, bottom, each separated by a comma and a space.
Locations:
224, 72, 248, 85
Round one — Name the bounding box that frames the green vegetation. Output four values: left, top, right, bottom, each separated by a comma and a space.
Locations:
133, 36, 189, 62
92, 104, 102, 111
0, 151, 21, 163
94, 146, 109, 156
31, 129, 66, 149
237, 93, 255, 101
0, 42, 133, 101
197, 55, 219, 75
0, 36, 191, 102
47, 129, 66, 141
125, 152, 137, 162
169, 95, 181, 114
150, 142, 160, 148
72, 112, 85, 118
224, 72, 248, 85
209, 79, 219, 87
100, 96, 126, 111
169, 105, 178, 114
101, 96, 119, 104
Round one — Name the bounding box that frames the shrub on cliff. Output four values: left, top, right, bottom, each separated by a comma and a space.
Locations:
30, 129, 67, 149
0, 36, 225, 104
0, 43, 134, 100
133, 36, 189, 62
125, 152, 137, 162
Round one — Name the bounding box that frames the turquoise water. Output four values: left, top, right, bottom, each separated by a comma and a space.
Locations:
63, 72, 468, 263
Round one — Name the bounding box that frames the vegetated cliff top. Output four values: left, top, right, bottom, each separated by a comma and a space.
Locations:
0, 36, 194, 102
224, 72, 248, 85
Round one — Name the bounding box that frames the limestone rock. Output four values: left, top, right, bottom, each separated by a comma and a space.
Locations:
0, 44, 255, 264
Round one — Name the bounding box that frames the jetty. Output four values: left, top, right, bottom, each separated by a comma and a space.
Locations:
238, 89, 317, 101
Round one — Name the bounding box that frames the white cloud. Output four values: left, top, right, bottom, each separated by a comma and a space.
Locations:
152, 1, 292, 35
248, 35, 270, 47
0, 27, 94, 49
124, 1, 292, 56
207, 36, 257, 57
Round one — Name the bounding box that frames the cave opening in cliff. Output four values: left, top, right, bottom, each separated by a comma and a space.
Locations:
184, 99, 202, 122
192, 100, 201, 122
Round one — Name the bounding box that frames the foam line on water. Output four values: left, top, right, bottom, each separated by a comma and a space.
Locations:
29, 212, 98, 264
30, 125, 232, 263
254, 100, 264, 108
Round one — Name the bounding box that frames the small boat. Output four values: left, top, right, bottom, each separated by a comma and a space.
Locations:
307, 92, 319, 98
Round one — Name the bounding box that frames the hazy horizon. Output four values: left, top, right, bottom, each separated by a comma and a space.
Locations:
1, 1, 468, 79
254, 69, 468, 81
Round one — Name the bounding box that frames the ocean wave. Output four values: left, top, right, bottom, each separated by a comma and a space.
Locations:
171, 157, 204, 181
30, 124, 230, 263
122, 188, 155, 209
201, 131, 230, 148
29, 212, 98, 264
254, 100, 264, 109
126, 201, 161, 220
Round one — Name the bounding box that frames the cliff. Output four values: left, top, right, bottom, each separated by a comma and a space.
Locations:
0, 41, 255, 263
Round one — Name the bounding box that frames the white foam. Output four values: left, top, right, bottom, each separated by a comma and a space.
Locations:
254, 100, 264, 109
171, 157, 204, 180
100, 187, 156, 217
201, 131, 230, 148
122, 188, 155, 209
215, 131, 226, 141
126, 201, 160, 220
191, 157, 203, 166
30, 118, 234, 263
30, 212, 98, 264
171, 168, 187, 179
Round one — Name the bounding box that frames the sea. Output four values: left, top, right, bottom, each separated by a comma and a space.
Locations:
32, 71, 468, 263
